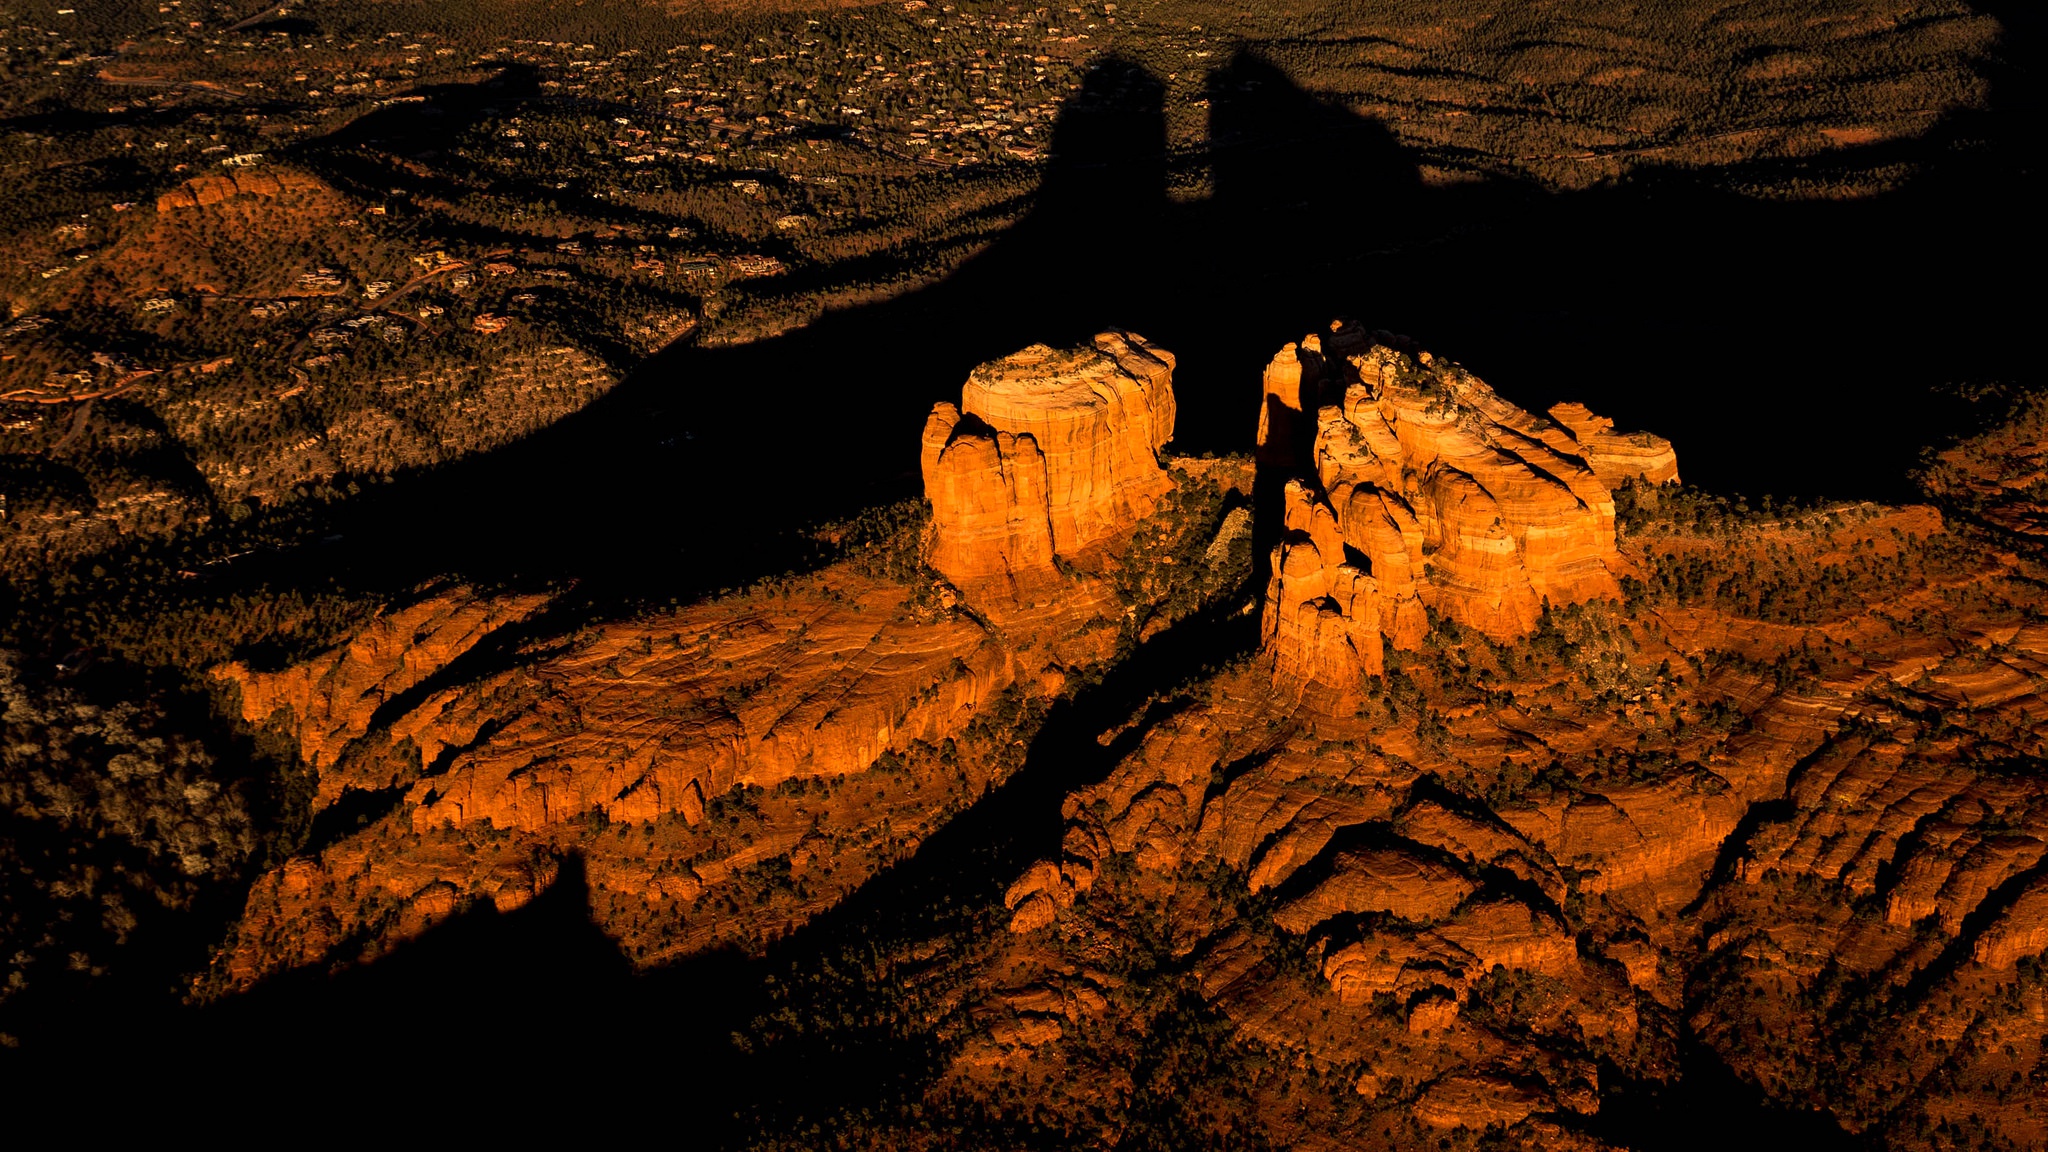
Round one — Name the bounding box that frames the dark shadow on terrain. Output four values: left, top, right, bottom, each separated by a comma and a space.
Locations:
284, 63, 548, 205
19, 27, 2044, 1140
300, 783, 409, 854
215, 38, 2037, 618
234, 56, 1189, 609
282, 61, 843, 262
1592, 1037, 1865, 1151
242, 16, 319, 36
162, 854, 637, 1085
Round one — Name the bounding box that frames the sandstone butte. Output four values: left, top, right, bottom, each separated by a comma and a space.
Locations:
921, 329, 1177, 593
200, 321, 2048, 1150
205, 331, 1249, 988
1259, 321, 1679, 695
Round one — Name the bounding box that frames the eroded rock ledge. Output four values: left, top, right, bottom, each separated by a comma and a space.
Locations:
961, 320, 2047, 1151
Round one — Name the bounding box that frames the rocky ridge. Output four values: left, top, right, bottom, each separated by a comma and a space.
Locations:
207, 336, 1254, 990
176, 323, 2048, 1150
927, 330, 2048, 1151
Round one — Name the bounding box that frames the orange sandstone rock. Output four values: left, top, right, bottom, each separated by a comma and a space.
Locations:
209, 347, 1249, 994
1261, 477, 1388, 685
924, 331, 1175, 589
1261, 326, 1677, 690
153, 167, 330, 213
1272, 845, 1477, 933
403, 579, 1018, 835
1255, 340, 1317, 469
935, 335, 2046, 1150
1548, 402, 1681, 487
215, 588, 547, 804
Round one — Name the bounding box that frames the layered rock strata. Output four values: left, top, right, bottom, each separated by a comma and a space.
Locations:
1548, 401, 1681, 488
922, 330, 1176, 589
180, 313, 2048, 1149
216, 588, 547, 806
208, 372, 1252, 991
1260, 324, 1678, 691
951, 479, 2048, 1151
212, 574, 1054, 986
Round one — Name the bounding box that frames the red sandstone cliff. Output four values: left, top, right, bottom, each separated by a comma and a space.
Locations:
215, 589, 547, 807
1261, 324, 1677, 693
206, 333, 1257, 993
191, 315, 2048, 1151
929, 322, 2044, 1151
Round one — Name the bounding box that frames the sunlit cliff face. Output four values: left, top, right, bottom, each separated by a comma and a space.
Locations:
13, 304, 2042, 1147
204, 331, 1224, 994
941, 330, 2047, 1152
922, 330, 1177, 591
1258, 323, 1675, 692
0, 0, 2035, 1131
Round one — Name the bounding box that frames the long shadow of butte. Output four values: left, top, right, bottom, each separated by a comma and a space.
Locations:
294, 48, 2031, 606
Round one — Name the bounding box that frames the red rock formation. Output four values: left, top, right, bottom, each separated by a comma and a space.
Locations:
153, 167, 330, 213
210, 572, 1062, 991
1255, 340, 1316, 469
1261, 325, 1678, 691
1261, 476, 1389, 682
923, 331, 1175, 590
208, 404, 1253, 994
190, 307, 2048, 1151
402, 578, 1023, 835
1548, 402, 1681, 487
941, 431, 2047, 1150
1918, 392, 2048, 539
216, 588, 547, 806
1271, 845, 1477, 932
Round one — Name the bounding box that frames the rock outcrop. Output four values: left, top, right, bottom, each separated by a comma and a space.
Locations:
937, 375, 2048, 1139
922, 331, 1175, 589
949, 452, 2048, 1151
215, 588, 547, 806
400, 579, 1021, 835
153, 166, 332, 213
1918, 392, 2048, 541
1548, 402, 1681, 488
171, 308, 2048, 1152
208, 406, 1255, 994
1260, 323, 1677, 690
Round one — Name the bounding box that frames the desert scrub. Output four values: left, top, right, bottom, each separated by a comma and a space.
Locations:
0, 652, 303, 1042
1112, 463, 1254, 643
818, 496, 935, 584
